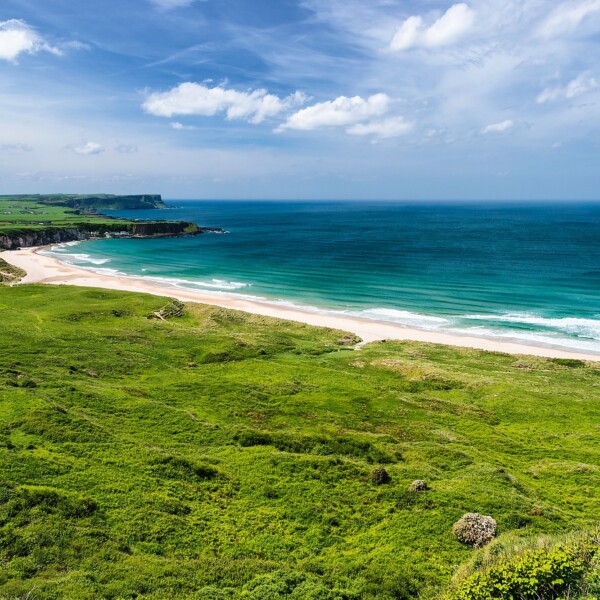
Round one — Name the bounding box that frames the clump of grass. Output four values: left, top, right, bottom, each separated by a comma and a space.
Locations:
0, 258, 25, 284
149, 298, 186, 320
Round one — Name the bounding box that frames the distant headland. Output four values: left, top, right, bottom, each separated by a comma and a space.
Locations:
0, 194, 225, 250
0, 193, 168, 211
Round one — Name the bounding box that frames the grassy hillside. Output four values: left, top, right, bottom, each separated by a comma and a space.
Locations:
0, 284, 599, 599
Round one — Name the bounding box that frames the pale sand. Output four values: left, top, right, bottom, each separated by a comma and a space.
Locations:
3, 246, 599, 362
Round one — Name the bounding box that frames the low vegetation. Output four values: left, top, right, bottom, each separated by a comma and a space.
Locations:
0, 258, 25, 284
0, 284, 599, 599
445, 530, 600, 599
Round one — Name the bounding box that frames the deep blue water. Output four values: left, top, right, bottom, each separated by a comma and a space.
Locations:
46, 201, 600, 353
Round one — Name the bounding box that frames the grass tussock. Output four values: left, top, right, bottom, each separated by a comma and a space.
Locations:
0, 257, 25, 284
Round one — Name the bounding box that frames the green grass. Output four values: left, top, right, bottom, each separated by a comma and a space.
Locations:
0, 197, 136, 234
0, 284, 599, 599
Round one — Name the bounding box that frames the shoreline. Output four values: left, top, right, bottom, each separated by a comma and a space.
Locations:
2, 246, 600, 362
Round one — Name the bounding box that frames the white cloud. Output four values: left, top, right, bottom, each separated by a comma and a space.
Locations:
278, 94, 390, 131
143, 83, 307, 124
171, 122, 197, 130
539, 0, 600, 37
481, 119, 513, 134
389, 3, 475, 51
347, 117, 413, 139
0, 19, 61, 62
536, 74, 598, 103
73, 142, 105, 155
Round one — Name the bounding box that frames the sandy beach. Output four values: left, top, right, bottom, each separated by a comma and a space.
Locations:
3, 246, 599, 362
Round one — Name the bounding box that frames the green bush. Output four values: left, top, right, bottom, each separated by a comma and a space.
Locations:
447, 541, 597, 599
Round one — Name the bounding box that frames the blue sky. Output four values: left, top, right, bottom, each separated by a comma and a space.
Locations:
1, 0, 600, 199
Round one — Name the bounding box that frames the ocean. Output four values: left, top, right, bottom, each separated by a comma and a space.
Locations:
45, 201, 600, 354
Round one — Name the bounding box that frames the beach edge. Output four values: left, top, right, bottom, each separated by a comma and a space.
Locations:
3, 246, 599, 362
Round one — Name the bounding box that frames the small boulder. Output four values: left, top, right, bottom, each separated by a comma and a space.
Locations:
452, 513, 497, 548
409, 479, 428, 492
371, 466, 390, 485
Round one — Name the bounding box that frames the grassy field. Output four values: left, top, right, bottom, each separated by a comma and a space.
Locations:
0, 197, 135, 235
0, 284, 599, 599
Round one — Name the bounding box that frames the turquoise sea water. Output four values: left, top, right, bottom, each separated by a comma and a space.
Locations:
46, 201, 600, 354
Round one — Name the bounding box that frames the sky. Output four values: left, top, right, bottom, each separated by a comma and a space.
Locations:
1, 0, 600, 200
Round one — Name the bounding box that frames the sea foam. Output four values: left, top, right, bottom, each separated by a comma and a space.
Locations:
463, 313, 600, 340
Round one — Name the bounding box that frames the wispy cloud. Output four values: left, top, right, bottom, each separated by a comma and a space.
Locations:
537, 74, 598, 103
389, 3, 476, 52
481, 119, 514, 134
115, 144, 138, 154
538, 0, 600, 37
0, 143, 33, 152
0, 19, 61, 62
73, 142, 105, 155
149, 0, 197, 10
347, 117, 413, 139
143, 83, 307, 124
170, 122, 197, 130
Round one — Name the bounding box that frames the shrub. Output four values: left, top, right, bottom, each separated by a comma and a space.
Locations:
371, 466, 390, 485
409, 479, 428, 492
447, 542, 597, 599
453, 513, 497, 548
552, 358, 586, 368
151, 455, 218, 482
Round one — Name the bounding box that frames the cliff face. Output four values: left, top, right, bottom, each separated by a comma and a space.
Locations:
0, 228, 89, 250
0, 221, 208, 250
130, 222, 193, 236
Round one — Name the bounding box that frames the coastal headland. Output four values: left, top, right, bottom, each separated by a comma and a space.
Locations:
3, 246, 599, 362
0, 194, 225, 249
